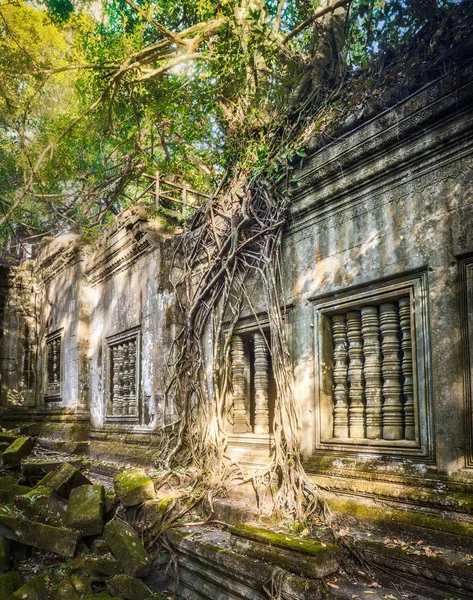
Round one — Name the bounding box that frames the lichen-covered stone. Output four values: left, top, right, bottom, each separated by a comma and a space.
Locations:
2, 437, 34, 468
9, 575, 48, 600
114, 470, 155, 507
14, 485, 67, 527
0, 538, 9, 573
0, 571, 22, 600
51, 576, 93, 600
103, 518, 151, 578
69, 556, 122, 580
0, 507, 79, 557
106, 575, 153, 600
0, 476, 31, 504
65, 484, 104, 537
37, 462, 91, 498
104, 489, 117, 514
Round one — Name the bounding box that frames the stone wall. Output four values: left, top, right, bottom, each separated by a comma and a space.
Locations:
1, 62, 473, 503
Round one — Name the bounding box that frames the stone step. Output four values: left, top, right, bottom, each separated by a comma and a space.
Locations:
351, 529, 473, 600
36, 438, 89, 455
166, 525, 417, 600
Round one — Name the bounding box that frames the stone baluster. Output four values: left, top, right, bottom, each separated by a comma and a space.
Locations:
231, 335, 250, 433
111, 346, 119, 415
128, 340, 138, 417
361, 306, 383, 439
115, 344, 124, 416
253, 332, 270, 434
347, 310, 365, 438
380, 303, 403, 440
122, 344, 130, 415
332, 314, 349, 438
399, 297, 415, 440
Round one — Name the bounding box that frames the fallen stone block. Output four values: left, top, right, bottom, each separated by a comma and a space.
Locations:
38, 462, 91, 498
114, 470, 155, 507
0, 476, 31, 503
103, 518, 151, 578
22, 458, 83, 480
0, 538, 9, 573
107, 574, 153, 600
0, 507, 79, 557
51, 576, 93, 600
104, 489, 117, 514
10, 575, 48, 600
0, 571, 23, 600
228, 523, 340, 579
65, 484, 104, 537
2, 437, 34, 468
14, 485, 68, 527
69, 556, 122, 580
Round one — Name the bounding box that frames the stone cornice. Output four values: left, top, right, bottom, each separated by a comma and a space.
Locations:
289, 62, 473, 230
84, 206, 167, 286
35, 234, 85, 284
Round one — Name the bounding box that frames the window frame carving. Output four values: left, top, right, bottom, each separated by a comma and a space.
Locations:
104, 326, 141, 424
43, 328, 63, 401
312, 271, 433, 460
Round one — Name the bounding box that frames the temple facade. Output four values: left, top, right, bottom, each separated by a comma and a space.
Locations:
1, 62, 473, 593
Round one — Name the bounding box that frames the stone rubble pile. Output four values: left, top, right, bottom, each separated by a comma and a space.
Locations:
0, 431, 164, 600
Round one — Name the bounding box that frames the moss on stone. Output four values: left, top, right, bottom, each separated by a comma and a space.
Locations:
114, 470, 155, 507
65, 484, 104, 537
14, 485, 67, 527
2, 437, 34, 468
103, 518, 151, 578
0, 571, 23, 600
51, 576, 93, 600
10, 575, 48, 600
36, 462, 91, 498
229, 523, 340, 561
69, 556, 122, 580
106, 575, 153, 600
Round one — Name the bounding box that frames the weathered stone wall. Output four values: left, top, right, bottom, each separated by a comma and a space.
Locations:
1, 62, 472, 504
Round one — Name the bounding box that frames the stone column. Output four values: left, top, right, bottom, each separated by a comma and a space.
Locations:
347, 310, 365, 438
231, 335, 250, 433
399, 297, 415, 440
361, 306, 383, 439
332, 314, 349, 438
253, 333, 270, 434
380, 303, 403, 440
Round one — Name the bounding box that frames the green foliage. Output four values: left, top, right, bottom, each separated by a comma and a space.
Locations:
0, 0, 468, 244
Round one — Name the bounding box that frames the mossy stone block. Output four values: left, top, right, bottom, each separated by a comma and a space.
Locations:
69, 556, 122, 580
37, 462, 91, 498
65, 484, 104, 537
0, 507, 79, 557
0, 476, 31, 504
0, 538, 9, 573
10, 575, 48, 600
14, 485, 67, 527
2, 437, 34, 468
0, 571, 22, 600
106, 575, 152, 600
228, 523, 340, 578
83, 594, 122, 600
51, 576, 93, 600
103, 518, 151, 578
114, 470, 155, 507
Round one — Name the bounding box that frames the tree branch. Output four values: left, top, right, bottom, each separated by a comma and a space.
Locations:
283, 0, 351, 44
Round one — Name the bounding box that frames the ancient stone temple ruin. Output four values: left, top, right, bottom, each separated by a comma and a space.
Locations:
1, 62, 473, 599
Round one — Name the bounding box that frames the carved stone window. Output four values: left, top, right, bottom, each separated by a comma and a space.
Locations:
314, 273, 433, 458
44, 329, 62, 401
230, 332, 274, 435
331, 299, 414, 441
105, 327, 140, 422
